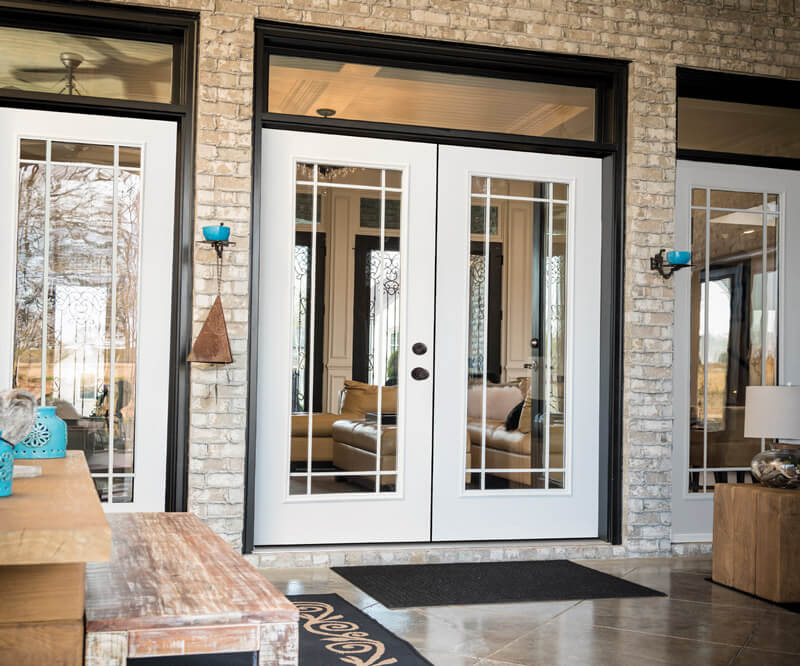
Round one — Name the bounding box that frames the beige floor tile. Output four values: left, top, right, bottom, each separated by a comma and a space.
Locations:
418, 649, 481, 665
489, 622, 740, 666
744, 609, 800, 654
621, 568, 777, 612
362, 605, 522, 659
732, 647, 800, 665
556, 595, 764, 646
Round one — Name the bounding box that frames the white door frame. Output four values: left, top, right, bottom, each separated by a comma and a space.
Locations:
0, 107, 176, 512
432, 145, 603, 540
254, 129, 437, 545
672, 160, 799, 541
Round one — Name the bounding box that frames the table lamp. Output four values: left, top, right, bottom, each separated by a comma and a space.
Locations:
744, 385, 800, 489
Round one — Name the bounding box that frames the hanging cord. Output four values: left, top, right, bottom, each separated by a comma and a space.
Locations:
216, 249, 223, 297
215, 248, 224, 402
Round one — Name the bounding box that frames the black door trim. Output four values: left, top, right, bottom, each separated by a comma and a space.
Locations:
0, 0, 198, 513
245, 21, 627, 552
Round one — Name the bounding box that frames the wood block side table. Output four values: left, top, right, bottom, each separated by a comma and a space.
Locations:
712, 483, 800, 603
0, 452, 111, 666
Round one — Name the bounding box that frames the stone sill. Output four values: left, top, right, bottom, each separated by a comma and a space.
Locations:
244, 539, 712, 569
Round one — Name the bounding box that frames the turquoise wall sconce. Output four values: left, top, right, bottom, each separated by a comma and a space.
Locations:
651, 249, 692, 279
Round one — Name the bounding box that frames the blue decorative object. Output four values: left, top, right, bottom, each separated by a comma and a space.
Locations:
0, 432, 12, 497
202, 223, 231, 242
15, 406, 67, 459
666, 250, 691, 265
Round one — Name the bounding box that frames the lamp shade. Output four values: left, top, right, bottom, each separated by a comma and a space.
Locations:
744, 386, 800, 439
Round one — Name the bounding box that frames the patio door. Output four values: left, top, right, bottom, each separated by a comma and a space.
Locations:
254, 131, 603, 545
254, 130, 437, 544
432, 146, 603, 540
0, 108, 176, 512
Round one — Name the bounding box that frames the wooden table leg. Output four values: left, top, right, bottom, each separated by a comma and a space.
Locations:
258, 622, 298, 666
85, 631, 128, 666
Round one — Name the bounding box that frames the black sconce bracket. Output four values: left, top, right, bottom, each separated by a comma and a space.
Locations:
198, 239, 235, 260
650, 249, 692, 280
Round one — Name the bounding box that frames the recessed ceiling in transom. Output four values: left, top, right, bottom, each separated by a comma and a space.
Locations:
269, 55, 596, 141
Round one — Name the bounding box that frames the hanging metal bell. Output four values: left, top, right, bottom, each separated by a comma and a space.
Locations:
187, 295, 233, 364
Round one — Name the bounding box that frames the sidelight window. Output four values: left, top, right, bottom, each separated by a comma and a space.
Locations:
688, 187, 779, 493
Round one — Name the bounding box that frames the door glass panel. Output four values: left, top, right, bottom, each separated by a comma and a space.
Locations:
290, 163, 403, 496
0, 25, 174, 104
689, 189, 778, 493
13, 140, 143, 503
466, 176, 569, 491
269, 55, 596, 141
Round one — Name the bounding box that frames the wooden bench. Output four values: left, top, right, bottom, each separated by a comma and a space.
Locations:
85, 513, 298, 665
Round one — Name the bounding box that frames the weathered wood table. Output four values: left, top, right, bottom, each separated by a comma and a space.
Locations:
712, 483, 800, 603
0, 451, 111, 666
85, 512, 299, 665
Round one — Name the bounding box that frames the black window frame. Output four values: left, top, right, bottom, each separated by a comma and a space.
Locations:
0, 0, 198, 513
677, 67, 800, 171
246, 21, 628, 552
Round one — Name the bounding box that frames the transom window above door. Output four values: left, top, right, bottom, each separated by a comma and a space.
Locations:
268, 55, 596, 141
0, 25, 174, 103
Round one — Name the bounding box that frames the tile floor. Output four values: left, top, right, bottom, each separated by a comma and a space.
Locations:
260, 557, 799, 665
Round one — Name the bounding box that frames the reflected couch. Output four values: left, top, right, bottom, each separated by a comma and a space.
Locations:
466, 383, 564, 487
290, 380, 397, 465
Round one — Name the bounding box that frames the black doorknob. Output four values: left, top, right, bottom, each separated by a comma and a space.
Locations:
411, 342, 427, 355
530, 338, 540, 349
411, 367, 430, 381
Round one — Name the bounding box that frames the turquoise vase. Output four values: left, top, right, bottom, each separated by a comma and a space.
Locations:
15, 406, 67, 459
0, 431, 12, 497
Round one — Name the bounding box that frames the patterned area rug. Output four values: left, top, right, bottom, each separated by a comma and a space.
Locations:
289, 594, 432, 665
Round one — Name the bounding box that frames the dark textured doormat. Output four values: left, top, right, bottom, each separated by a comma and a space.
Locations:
331, 560, 666, 608
289, 593, 433, 665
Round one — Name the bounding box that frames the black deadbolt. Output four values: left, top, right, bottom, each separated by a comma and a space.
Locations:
411, 367, 430, 381
412, 342, 428, 355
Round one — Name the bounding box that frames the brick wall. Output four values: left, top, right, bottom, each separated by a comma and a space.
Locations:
106, 0, 800, 553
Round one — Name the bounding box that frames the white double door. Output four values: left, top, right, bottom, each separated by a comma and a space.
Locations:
255, 130, 602, 545
0, 108, 176, 512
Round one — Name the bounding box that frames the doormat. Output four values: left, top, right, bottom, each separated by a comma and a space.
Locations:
331, 560, 665, 608
289, 594, 433, 665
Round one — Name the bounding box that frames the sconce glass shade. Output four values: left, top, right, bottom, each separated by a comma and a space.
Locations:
745, 386, 800, 489
666, 250, 690, 265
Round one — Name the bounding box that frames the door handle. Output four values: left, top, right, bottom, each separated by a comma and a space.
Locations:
411, 342, 427, 355
411, 367, 430, 381
530, 338, 540, 349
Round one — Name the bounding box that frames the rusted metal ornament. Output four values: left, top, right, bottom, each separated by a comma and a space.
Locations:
187, 295, 233, 364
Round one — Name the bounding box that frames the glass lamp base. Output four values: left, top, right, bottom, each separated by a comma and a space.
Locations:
751, 447, 800, 489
